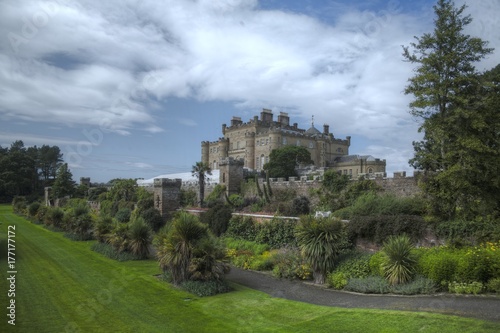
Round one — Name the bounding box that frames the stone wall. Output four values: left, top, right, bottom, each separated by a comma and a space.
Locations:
153, 178, 182, 218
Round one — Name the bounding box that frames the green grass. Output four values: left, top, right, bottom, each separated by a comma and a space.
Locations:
1, 204, 499, 332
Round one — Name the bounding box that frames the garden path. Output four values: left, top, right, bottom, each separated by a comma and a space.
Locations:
226, 267, 500, 322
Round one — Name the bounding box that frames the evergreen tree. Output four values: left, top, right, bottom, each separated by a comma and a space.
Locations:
52, 163, 76, 199
402, 0, 497, 219
263, 146, 313, 179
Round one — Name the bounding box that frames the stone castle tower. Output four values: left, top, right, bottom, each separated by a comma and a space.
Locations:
153, 178, 182, 218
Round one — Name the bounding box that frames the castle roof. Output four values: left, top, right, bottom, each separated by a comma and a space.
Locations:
305, 125, 321, 135
334, 155, 376, 163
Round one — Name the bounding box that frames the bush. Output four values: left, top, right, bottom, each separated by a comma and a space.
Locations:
348, 214, 427, 244
45, 207, 65, 228
381, 235, 417, 285
94, 215, 113, 243
327, 272, 348, 289
255, 218, 297, 249
271, 246, 311, 280
35, 205, 48, 224
455, 241, 500, 283
345, 276, 390, 294
335, 193, 426, 218
115, 208, 131, 223
291, 196, 310, 216
390, 276, 437, 295
486, 278, 500, 293
200, 202, 233, 237
368, 251, 385, 277
417, 247, 460, 288
225, 216, 257, 241
448, 281, 483, 295
128, 217, 152, 259
434, 218, 500, 245
12, 196, 27, 214
333, 252, 372, 279
224, 237, 270, 255
27, 202, 41, 218
90, 242, 144, 261
140, 207, 165, 232
180, 189, 197, 207
180, 280, 231, 297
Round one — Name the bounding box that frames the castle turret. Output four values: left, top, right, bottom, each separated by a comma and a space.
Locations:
219, 138, 229, 159
201, 141, 210, 165
245, 132, 255, 169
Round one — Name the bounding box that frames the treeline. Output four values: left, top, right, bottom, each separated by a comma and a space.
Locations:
0, 140, 63, 202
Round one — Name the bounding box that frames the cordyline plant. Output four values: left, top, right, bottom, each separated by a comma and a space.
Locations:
295, 215, 347, 284
381, 234, 417, 285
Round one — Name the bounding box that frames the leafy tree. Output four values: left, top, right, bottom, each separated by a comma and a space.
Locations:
295, 215, 348, 284
107, 179, 137, 202
52, 163, 76, 199
402, 0, 497, 219
192, 161, 212, 207
264, 146, 313, 179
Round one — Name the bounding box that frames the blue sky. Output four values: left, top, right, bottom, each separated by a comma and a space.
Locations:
1, 0, 499, 183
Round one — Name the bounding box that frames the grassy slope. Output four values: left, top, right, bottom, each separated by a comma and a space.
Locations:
0, 205, 499, 333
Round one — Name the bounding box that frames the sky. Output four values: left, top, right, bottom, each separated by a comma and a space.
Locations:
1, 0, 499, 183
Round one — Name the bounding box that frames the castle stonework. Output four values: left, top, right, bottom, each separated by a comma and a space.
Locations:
153, 178, 182, 218
202, 108, 386, 177
219, 157, 244, 196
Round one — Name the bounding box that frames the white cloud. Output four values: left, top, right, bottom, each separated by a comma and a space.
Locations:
1, 0, 498, 175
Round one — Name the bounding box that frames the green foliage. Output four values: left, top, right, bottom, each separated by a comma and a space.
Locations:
200, 202, 233, 236
12, 196, 27, 214
225, 216, 257, 241
348, 214, 427, 244
180, 279, 231, 297
322, 170, 350, 193
107, 179, 138, 202
192, 161, 212, 207
139, 207, 165, 232
93, 215, 113, 243
295, 215, 349, 284
381, 235, 417, 285
333, 252, 372, 279
448, 281, 483, 295
271, 246, 311, 280
90, 242, 145, 261
180, 189, 197, 207
264, 145, 313, 179
389, 276, 437, 295
27, 201, 41, 217
255, 218, 298, 249
115, 207, 131, 223
52, 163, 76, 199
369, 251, 386, 277
327, 272, 348, 290
127, 217, 152, 259
403, 0, 498, 220
417, 247, 460, 287
291, 196, 310, 216
205, 184, 226, 206
345, 276, 390, 294
434, 218, 500, 245
35, 205, 48, 224
486, 278, 500, 293
227, 194, 244, 208
223, 237, 270, 255
455, 241, 500, 283
44, 207, 65, 228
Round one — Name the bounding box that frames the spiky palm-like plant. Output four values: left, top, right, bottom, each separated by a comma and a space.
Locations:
295, 215, 346, 284
189, 237, 230, 282
156, 212, 208, 284
192, 162, 212, 207
381, 235, 417, 285
128, 217, 152, 259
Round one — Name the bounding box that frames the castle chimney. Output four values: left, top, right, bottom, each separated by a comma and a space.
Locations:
323, 124, 329, 135
222, 124, 227, 135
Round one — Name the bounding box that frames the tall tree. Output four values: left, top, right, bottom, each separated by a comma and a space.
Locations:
52, 163, 76, 199
192, 162, 212, 207
402, 0, 497, 219
263, 145, 313, 179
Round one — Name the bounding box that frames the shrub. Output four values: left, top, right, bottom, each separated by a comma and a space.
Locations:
271, 246, 311, 280
180, 189, 197, 207
291, 196, 310, 216
255, 218, 297, 249
115, 208, 131, 223
448, 281, 483, 295
225, 216, 257, 241
434, 218, 500, 245
180, 279, 231, 297
333, 252, 372, 279
381, 235, 417, 285
417, 247, 460, 287
227, 194, 244, 208
200, 202, 233, 237
35, 205, 48, 224
486, 278, 500, 293
348, 214, 427, 244
91, 242, 144, 261
94, 215, 113, 243
140, 207, 165, 232
295, 215, 349, 284
327, 272, 348, 289
368, 251, 385, 277
128, 217, 152, 259
345, 276, 390, 294
12, 196, 27, 214
224, 237, 270, 255
27, 202, 41, 218
390, 276, 437, 295
45, 207, 65, 228
455, 241, 500, 283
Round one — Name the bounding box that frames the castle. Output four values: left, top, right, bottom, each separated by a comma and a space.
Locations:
201, 108, 386, 178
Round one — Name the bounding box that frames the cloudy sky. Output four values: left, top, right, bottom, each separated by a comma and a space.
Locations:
1, 0, 499, 183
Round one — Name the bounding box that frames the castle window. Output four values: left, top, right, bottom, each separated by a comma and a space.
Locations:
256, 157, 259, 169
368, 168, 373, 174
309, 142, 314, 149
266, 139, 269, 145
256, 139, 260, 146
343, 169, 347, 175
282, 137, 287, 145
261, 154, 265, 169
213, 161, 217, 169
349, 169, 352, 175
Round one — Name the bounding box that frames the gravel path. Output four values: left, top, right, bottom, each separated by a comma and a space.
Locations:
226, 267, 500, 322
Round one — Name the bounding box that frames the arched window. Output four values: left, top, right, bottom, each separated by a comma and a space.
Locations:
261, 154, 265, 169
368, 168, 373, 174
213, 161, 217, 169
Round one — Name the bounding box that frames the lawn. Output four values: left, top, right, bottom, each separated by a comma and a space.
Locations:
0, 204, 499, 333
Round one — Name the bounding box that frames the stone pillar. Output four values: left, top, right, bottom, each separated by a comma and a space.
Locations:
219, 157, 244, 196
153, 178, 182, 219
44, 187, 52, 206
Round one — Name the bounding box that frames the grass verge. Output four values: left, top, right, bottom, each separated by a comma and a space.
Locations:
1, 204, 499, 332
